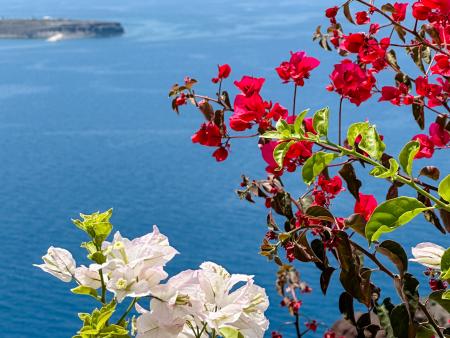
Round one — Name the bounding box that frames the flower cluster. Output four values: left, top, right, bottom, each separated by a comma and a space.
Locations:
168, 1, 450, 336
413, 122, 450, 159
275, 51, 320, 86
35, 224, 177, 303
136, 262, 269, 338
35, 210, 269, 338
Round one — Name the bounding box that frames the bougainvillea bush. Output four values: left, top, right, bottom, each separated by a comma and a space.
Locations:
169, 0, 450, 337
35, 209, 269, 338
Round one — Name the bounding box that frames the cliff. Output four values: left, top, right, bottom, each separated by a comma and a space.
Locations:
0, 19, 124, 39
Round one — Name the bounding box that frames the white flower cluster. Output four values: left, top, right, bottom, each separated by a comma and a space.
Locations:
35, 226, 177, 303
34, 226, 269, 338
135, 262, 269, 338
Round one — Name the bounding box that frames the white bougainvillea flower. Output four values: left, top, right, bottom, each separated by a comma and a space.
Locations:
135, 262, 269, 338
199, 262, 269, 338
135, 311, 186, 338
410, 242, 446, 269
74, 265, 103, 289
101, 225, 178, 271
136, 269, 207, 338
34, 246, 76, 282
107, 264, 168, 303
225, 283, 270, 338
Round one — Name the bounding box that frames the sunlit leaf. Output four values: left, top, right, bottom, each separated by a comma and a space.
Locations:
302, 151, 337, 185
399, 141, 420, 176
365, 197, 432, 243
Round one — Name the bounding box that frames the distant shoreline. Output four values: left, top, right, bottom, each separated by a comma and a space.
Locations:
0, 19, 124, 40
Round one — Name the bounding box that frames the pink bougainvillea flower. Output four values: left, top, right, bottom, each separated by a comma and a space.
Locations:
431, 54, 450, 76
325, 6, 339, 18
415, 76, 443, 107
260, 141, 279, 173
354, 193, 378, 221
318, 175, 344, 197
429, 122, 450, 147
285, 141, 313, 163
266, 102, 288, 121
303, 117, 317, 135
369, 23, 380, 35
356, 11, 370, 25
422, 0, 450, 12
412, 134, 435, 159
340, 33, 366, 53
392, 3, 408, 22
358, 37, 390, 70
211, 64, 231, 83
230, 93, 266, 131
212, 147, 228, 162
175, 93, 187, 106
234, 76, 265, 97
275, 51, 320, 86
191, 122, 223, 147
328, 59, 375, 106
379, 83, 413, 105
305, 320, 318, 332
324, 331, 337, 338
412, 2, 431, 20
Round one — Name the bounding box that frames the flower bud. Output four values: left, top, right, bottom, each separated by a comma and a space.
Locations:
410, 242, 445, 269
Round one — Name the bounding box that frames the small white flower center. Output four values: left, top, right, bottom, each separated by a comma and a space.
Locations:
113, 241, 125, 250
115, 278, 128, 290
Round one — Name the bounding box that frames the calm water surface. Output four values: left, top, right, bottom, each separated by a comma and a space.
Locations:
0, 1, 447, 337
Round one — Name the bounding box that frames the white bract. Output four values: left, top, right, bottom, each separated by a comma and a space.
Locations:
94, 225, 178, 302
136, 262, 269, 338
74, 265, 103, 289
34, 246, 76, 282
102, 225, 178, 270
410, 242, 446, 269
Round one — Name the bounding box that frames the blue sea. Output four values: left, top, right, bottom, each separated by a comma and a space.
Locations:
0, 0, 447, 337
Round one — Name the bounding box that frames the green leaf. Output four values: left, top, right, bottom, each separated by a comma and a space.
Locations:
344, 213, 366, 237
390, 304, 411, 338
71, 285, 99, 300
429, 290, 450, 312
260, 131, 281, 139
370, 158, 399, 179
376, 240, 408, 275
305, 205, 335, 222
347, 122, 369, 147
402, 273, 419, 313
376, 298, 395, 338
339, 163, 361, 201
365, 197, 432, 243
275, 119, 291, 139
343, 1, 355, 24
293, 109, 309, 136
219, 327, 245, 338
438, 174, 450, 203
441, 247, 450, 278
358, 126, 385, 160
312, 107, 329, 137
443, 290, 450, 300
72, 209, 113, 245
339, 292, 356, 325
416, 324, 436, 338
419, 166, 440, 181
399, 141, 420, 176
412, 102, 425, 129
302, 151, 336, 185
273, 141, 294, 169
